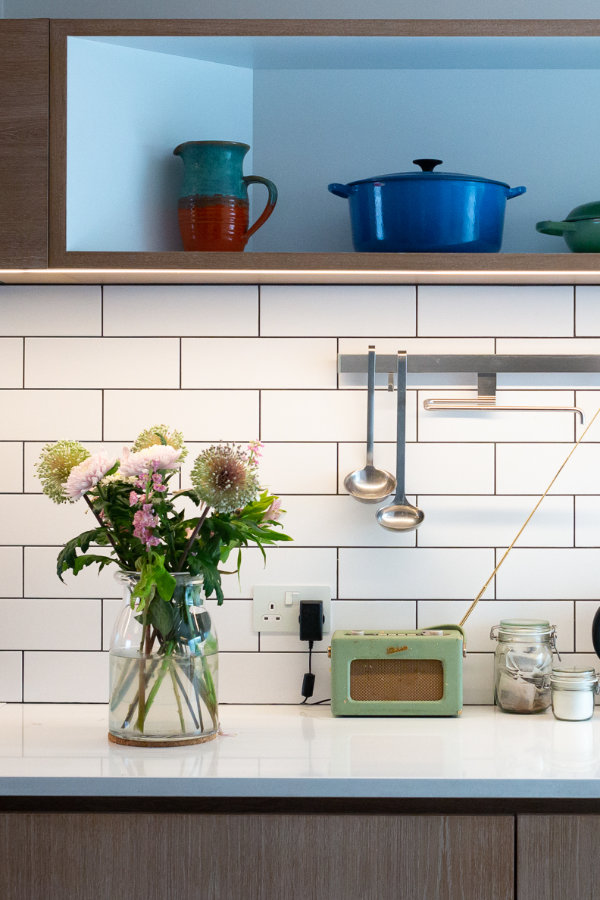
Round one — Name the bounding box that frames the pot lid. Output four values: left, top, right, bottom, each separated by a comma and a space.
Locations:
347, 159, 511, 189
564, 200, 600, 221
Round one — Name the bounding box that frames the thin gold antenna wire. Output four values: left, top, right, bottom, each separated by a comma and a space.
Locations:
459, 404, 600, 628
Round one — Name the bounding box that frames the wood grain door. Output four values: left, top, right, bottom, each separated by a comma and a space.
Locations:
0, 19, 49, 268
518, 814, 600, 900
0, 812, 514, 900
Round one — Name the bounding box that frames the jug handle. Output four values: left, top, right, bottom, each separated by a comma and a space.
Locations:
243, 176, 278, 240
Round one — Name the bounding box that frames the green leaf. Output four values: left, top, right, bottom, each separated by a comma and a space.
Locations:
148, 596, 174, 638
71, 554, 115, 576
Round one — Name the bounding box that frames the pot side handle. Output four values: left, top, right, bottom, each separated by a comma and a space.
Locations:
328, 182, 352, 198
592, 607, 600, 660
536, 219, 577, 236
507, 185, 527, 200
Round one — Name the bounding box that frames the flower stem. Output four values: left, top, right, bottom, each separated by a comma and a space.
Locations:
176, 505, 210, 571
83, 494, 129, 566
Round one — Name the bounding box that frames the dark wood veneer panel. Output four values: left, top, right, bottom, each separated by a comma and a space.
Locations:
0, 20, 49, 268
518, 815, 600, 900
0, 812, 514, 900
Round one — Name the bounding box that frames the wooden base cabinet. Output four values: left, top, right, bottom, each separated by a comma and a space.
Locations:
0, 813, 514, 900
517, 815, 600, 900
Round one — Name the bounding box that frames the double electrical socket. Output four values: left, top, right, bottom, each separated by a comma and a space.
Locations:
252, 584, 331, 634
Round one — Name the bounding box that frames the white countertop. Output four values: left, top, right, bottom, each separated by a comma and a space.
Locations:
1, 703, 600, 799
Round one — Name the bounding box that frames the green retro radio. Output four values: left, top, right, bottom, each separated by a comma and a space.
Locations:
330, 626, 465, 717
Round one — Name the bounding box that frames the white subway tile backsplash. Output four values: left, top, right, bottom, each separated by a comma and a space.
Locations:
331, 599, 416, 632
496, 443, 600, 495
258, 443, 337, 495
24, 651, 109, 702
339, 442, 494, 495
496, 549, 600, 600
0, 390, 102, 441
103, 285, 259, 336
0, 286, 101, 335
0, 495, 89, 545
1, 280, 597, 705
575, 496, 600, 546
575, 286, 600, 336
281, 495, 416, 547
25, 548, 121, 599
221, 547, 337, 599
0, 652, 22, 701
102, 598, 122, 650
462, 653, 494, 705
418, 495, 574, 548
261, 389, 417, 442
181, 338, 337, 389
418, 285, 573, 337
0, 340, 22, 388
103, 390, 259, 442
25, 338, 180, 389
575, 600, 598, 653
338, 548, 495, 600
0, 548, 23, 597
0, 598, 101, 650
418, 390, 576, 443
219, 650, 330, 704
260, 285, 415, 336
204, 599, 258, 652
576, 391, 600, 440
0, 444, 23, 493
418, 599, 574, 652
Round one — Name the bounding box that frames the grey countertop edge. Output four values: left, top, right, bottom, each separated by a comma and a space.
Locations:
2, 777, 600, 799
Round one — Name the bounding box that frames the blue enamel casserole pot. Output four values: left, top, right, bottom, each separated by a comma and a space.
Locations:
328, 158, 526, 253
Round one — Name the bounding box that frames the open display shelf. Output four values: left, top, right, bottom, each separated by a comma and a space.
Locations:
41, 20, 600, 282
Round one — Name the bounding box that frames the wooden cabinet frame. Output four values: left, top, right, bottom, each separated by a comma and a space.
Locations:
46, 19, 600, 281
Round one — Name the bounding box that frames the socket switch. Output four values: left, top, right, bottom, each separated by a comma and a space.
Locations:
252, 584, 331, 634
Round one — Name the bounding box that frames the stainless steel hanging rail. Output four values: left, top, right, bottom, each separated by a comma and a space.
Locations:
337, 353, 598, 423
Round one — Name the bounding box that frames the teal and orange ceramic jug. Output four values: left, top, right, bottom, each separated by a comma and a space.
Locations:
173, 141, 277, 251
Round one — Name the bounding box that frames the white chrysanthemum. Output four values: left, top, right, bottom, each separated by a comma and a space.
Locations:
119, 445, 182, 477
64, 452, 117, 501
100, 473, 139, 487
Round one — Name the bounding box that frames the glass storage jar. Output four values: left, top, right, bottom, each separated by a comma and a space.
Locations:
550, 666, 599, 721
490, 618, 558, 714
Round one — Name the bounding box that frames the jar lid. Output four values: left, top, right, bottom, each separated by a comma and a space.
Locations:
551, 666, 598, 690
497, 618, 554, 639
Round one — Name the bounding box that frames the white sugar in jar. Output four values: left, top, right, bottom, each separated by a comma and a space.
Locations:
550, 667, 599, 721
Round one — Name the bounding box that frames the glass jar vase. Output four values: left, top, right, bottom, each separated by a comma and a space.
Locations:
108, 572, 219, 747
490, 618, 558, 714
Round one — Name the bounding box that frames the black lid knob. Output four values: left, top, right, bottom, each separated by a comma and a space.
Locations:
413, 159, 443, 172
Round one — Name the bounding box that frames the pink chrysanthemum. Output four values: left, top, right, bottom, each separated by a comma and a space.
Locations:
119, 445, 182, 477
64, 452, 117, 501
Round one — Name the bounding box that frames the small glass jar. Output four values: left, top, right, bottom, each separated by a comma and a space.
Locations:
490, 618, 558, 714
550, 666, 599, 722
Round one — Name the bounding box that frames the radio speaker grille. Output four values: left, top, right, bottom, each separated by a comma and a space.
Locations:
350, 658, 444, 702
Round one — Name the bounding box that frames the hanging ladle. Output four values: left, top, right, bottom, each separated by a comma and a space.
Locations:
377, 351, 425, 531
344, 346, 396, 503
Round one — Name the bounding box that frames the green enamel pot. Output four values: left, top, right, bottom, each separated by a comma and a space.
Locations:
537, 201, 600, 252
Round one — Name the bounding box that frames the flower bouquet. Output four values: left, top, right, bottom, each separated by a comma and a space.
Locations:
36, 426, 291, 746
